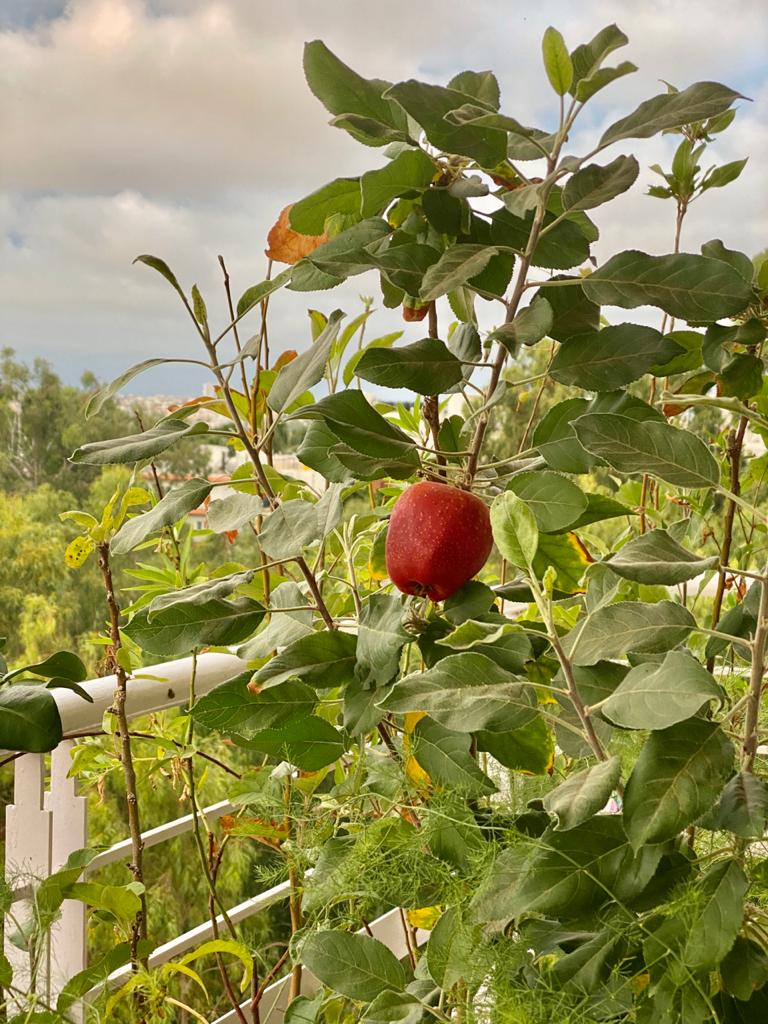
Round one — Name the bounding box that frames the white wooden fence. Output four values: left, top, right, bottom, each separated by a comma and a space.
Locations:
2, 653, 424, 1022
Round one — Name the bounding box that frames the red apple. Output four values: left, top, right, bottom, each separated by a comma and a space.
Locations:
385, 481, 493, 601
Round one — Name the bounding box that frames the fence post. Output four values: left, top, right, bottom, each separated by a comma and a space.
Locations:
45, 739, 87, 1019
4, 753, 53, 1007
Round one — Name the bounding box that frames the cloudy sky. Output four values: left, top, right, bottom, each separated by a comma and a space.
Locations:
2, 0, 767, 397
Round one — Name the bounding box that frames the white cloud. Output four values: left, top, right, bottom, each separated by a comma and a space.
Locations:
1, 0, 766, 385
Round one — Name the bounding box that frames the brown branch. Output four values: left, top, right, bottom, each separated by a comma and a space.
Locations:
97, 544, 148, 984
741, 575, 768, 773
218, 255, 251, 402
707, 416, 749, 672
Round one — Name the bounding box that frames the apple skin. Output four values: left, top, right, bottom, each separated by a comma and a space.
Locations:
385, 481, 493, 602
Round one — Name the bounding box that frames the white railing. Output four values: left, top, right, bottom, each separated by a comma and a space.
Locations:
2, 653, 424, 1023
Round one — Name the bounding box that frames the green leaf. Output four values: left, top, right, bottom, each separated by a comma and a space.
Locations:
192, 675, 316, 738
111, 478, 213, 555
0, 685, 63, 753
289, 391, 419, 466
356, 336, 463, 395
258, 485, 344, 561
364, 991, 424, 1024
380, 652, 536, 733
506, 471, 587, 533
543, 757, 621, 830
133, 254, 186, 302
623, 717, 734, 849
499, 296, 553, 350
86, 358, 204, 419
296, 421, 354, 483
532, 531, 592, 593
443, 581, 496, 624
574, 413, 719, 489
343, 331, 402, 388
361, 150, 436, 217
606, 529, 719, 585
574, 62, 637, 102
413, 717, 496, 796
492, 208, 590, 271
253, 631, 358, 690
448, 69, 500, 108
148, 570, 257, 618
533, 398, 596, 474
476, 714, 554, 774
568, 600, 696, 666
306, 218, 390, 279
285, 993, 324, 1024
420, 245, 500, 303
422, 187, 464, 234
714, 771, 768, 839
355, 593, 409, 688
206, 492, 267, 533
444, 105, 555, 161
70, 417, 208, 466
238, 583, 314, 660
700, 157, 748, 192
542, 27, 573, 96
552, 324, 682, 391
57, 942, 145, 1014
3, 651, 87, 684
235, 267, 293, 318
600, 81, 744, 147
536, 276, 600, 343
563, 154, 639, 212
719, 353, 764, 400
373, 243, 442, 294
701, 239, 755, 283
600, 651, 723, 730
290, 178, 362, 234
570, 24, 630, 94
582, 250, 752, 321
490, 490, 538, 569
303, 41, 403, 133
504, 817, 663, 920
427, 906, 477, 990
721, 937, 768, 1002
435, 619, 521, 652
66, 881, 141, 921
124, 598, 265, 657
330, 446, 420, 482
268, 310, 345, 412
302, 930, 406, 1002
684, 859, 748, 971
569, 493, 634, 530
238, 715, 344, 770
178, 938, 254, 992
384, 80, 507, 167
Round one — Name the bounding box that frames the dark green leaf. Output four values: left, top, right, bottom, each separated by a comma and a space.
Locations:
476, 715, 554, 774
356, 336, 463, 395
343, 331, 402, 388
715, 772, 768, 839
551, 324, 681, 391
70, 418, 208, 466
684, 859, 748, 971
443, 581, 496, 624
427, 906, 477, 990
543, 757, 621, 830
420, 245, 500, 302
623, 718, 734, 849
574, 413, 719, 489
599, 81, 744, 146
563, 155, 639, 211
0, 685, 63, 753
568, 600, 696, 666
701, 158, 748, 192
253, 631, 358, 690
492, 208, 590, 271
574, 62, 637, 102
3, 651, 87, 684
570, 24, 629, 93
289, 391, 419, 465
607, 529, 719, 585
206, 492, 268, 533
721, 937, 768, 1001
582, 250, 753, 321
302, 930, 406, 1002
124, 598, 265, 657
148, 570, 257, 617
448, 69, 500, 108
506, 471, 587, 532
535, 276, 600, 343
422, 188, 464, 235
500, 296, 553, 349
361, 150, 436, 217
700, 239, 754, 283
86, 359, 204, 419
239, 716, 345, 770
238, 583, 314, 661
290, 178, 362, 235
384, 80, 507, 167
413, 717, 496, 796
133, 254, 186, 302
303, 41, 403, 134
355, 593, 409, 688
192, 675, 316, 738
719, 353, 764, 400
569, 493, 634, 530
296, 421, 353, 483
268, 310, 345, 412
600, 651, 722, 729
445, 105, 555, 161
111, 478, 213, 555
307, 219, 390, 279
373, 243, 442, 294
533, 398, 596, 474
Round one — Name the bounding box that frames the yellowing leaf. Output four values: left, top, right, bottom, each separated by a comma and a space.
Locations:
407, 905, 442, 930
266, 205, 329, 265
65, 536, 95, 569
